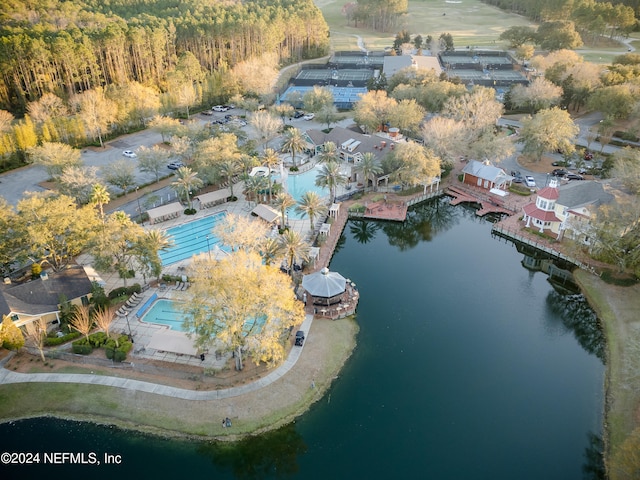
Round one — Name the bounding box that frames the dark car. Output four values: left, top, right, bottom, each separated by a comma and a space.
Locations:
552, 169, 568, 177
566, 173, 584, 180
295, 330, 305, 346
583, 151, 594, 161
293, 110, 305, 119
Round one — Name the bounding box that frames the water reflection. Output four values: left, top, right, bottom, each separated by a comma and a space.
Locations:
546, 291, 606, 363
349, 219, 379, 244
197, 423, 306, 478
381, 196, 460, 251
582, 431, 606, 480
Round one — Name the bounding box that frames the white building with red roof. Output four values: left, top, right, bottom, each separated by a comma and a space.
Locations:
522, 178, 561, 234
522, 178, 614, 243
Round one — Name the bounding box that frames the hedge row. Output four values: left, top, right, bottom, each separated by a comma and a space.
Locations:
108, 284, 141, 300
71, 332, 132, 362
43, 331, 81, 346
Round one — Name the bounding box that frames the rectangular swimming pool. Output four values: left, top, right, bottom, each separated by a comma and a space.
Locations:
142, 299, 265, 334
141, 299, 187, 331
159, 212, 228, 265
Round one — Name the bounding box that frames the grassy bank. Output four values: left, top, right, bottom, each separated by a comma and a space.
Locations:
575, 270, 640, 479
0, 317, 359, 440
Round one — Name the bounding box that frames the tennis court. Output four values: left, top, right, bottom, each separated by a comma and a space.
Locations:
295, 69, 373, 82
281, 85, 367, 108
329, 55, 384, 68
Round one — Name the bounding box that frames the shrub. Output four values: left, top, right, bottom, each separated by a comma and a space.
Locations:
184, 208, 197, 215
113, 350, 127, 362
108, 287, 129, 299
105, 346, 115, 359
72, 343, 93, 355
289, 166, 299, 172
88, 331, 108, 348
44, 331, 81, 346
107, 285, 140, 299
615, 130, 639, 142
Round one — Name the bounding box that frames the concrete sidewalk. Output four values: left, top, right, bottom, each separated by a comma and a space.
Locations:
0, 314, 314, 400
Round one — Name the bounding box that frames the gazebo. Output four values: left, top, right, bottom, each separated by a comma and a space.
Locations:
302, 267, 347, 306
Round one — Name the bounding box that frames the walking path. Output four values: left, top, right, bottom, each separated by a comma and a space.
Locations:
0, 313, 314, 399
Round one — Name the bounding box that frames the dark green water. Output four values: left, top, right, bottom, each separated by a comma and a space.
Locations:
0, 199, 605, 479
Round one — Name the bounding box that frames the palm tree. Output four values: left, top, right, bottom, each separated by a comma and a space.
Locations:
277, 229, 310, 274
295, 191, 328, 233
356, 152, 383, 192
217, 158, 242, 199
171, 166, 203, 210
90, 183, 110, 222
274, 192, 296, 228
244, 174, 268, 207
315, 161, 348, 203
318, 141, 339, 164
281, 128, 307, 168
259, 237, 283, 266
139, 229, 174, 282
262, 148, 281, 203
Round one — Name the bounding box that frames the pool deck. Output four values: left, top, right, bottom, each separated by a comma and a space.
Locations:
76, 176, 360, 368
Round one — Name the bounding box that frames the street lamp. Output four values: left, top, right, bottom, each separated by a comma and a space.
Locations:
205, 235, 211, 260
124, 312, 133, 343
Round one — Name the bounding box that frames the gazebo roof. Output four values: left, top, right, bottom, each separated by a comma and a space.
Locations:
302, 267, 347, 298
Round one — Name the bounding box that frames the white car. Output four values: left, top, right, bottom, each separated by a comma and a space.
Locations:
168, 161, 185, 170
524, 176, 536, 188
303, 113, 315, 121
123, 150, 137, 158
212, 105, 228, 112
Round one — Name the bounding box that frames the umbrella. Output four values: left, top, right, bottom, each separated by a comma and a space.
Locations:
302, 267, 347, 305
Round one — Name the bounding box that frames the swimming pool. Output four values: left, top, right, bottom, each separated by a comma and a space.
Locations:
159, 212, 228, 265
141, 299, 187, 331
142, 298, 266, 334
283, 166, 328, 219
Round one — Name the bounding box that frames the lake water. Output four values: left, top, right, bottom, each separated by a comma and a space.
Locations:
0, 199, 605, 479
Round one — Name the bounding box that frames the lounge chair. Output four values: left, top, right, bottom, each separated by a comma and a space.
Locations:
175, 281, 184, 290
125, 297, 140, 308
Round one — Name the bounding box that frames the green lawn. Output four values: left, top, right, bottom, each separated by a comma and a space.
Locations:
316, 0, 537, 52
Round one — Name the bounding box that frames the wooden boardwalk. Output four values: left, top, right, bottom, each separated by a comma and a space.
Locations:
363, 200, 408, 221
446, 186, 514, 217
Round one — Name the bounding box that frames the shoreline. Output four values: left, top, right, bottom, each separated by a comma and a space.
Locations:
574, 270, 640, 478
0, 317, 359, 441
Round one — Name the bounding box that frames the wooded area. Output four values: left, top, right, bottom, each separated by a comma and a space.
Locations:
0, 0, 329, 114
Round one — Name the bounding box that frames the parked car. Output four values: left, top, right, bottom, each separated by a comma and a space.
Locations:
223, 104, 235, 110
123, 150, 137, 158
524, 176, 536, 188
551, 169, 568, 177
295, 330, 305, 346
293, 110, 305, 119
200, 110, 213, 116
168, 161, 185, 170
583, 151, 594, 161
566, 173, 584, 180
303, 113, 315, 121
212, 105, 228, 112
